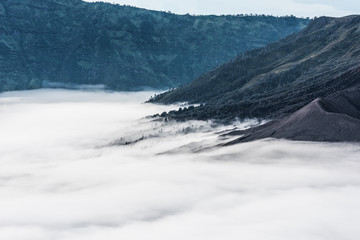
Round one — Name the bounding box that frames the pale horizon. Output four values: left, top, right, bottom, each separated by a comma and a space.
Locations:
84, 0, 359, 18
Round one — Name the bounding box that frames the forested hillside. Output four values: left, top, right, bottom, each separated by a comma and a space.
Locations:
151, 15, 360, 121
0, 0, 309, 91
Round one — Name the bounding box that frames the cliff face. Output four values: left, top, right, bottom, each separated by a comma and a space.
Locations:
0, 0, 309, 91
152, 15, 360, 121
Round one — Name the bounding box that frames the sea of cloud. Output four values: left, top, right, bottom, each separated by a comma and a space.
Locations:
0, 89, 360, 240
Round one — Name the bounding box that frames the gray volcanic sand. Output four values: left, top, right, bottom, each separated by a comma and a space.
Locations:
228, 87, 360, 144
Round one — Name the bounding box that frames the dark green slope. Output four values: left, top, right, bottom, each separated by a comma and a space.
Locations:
0, 0, 309, 91
151, 15, 360, 121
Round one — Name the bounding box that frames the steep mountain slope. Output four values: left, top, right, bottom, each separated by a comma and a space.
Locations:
152, 15, 360, 121
0, 0, 309, 92
224, 83, 360, 143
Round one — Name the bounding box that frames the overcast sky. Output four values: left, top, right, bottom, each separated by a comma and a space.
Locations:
84, 0, 359, 17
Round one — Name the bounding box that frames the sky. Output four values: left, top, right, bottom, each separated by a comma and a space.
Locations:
84, 0, 359, 17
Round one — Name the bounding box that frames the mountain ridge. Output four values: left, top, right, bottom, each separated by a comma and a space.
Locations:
151, 15, 360, 122
0, 0, 309, 92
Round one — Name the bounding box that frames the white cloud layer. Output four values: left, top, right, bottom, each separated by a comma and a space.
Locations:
1, 89, 360, 240
84, 0, 358, 17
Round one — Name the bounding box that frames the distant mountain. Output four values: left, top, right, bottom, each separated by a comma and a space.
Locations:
0, 0, 309, 92
151, 15, 360, 122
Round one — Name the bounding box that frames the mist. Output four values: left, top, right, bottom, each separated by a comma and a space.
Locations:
1, 89, 360, 240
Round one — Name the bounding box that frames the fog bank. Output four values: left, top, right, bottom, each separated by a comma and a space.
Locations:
0, 89, 360, 240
